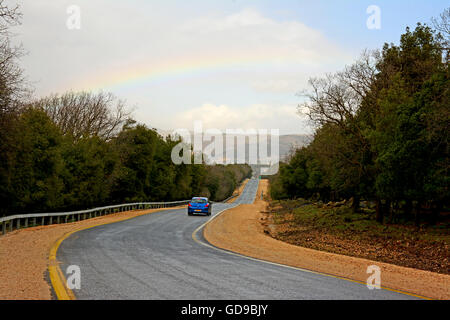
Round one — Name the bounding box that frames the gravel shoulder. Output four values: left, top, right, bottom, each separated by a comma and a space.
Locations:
203, 180, 450, 300
0, 206, 185, 300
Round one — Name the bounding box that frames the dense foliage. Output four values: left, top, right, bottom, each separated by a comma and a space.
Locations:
0, 106, 251, 216
0, 3, 251, 216
270, 20, 449, 225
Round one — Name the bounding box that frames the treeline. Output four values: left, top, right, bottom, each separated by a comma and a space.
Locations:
0, 3, 251, 216
0, 101, 251, 217
270, 14, 449, 225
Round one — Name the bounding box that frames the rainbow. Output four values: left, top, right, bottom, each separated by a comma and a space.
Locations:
64, 51, 321, 93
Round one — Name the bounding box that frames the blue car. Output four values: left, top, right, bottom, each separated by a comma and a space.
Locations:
187, 197, 212, 216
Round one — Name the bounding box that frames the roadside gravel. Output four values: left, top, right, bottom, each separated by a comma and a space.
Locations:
204, 180, 450, 300
0, 206, 185, 300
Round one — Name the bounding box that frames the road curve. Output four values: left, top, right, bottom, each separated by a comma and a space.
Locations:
57, 179, 417, 300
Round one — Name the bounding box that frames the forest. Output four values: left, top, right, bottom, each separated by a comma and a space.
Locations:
269, 10, 449, 225
0, 3, 251, 216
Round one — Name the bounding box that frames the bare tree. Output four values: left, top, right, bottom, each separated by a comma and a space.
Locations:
432, 8, 450, 61
33, 91, 133, 140
297, 52, 381, 209
298, 50, 379, 129
432, 8, 450, 37
0, 1, 21, 34
0, 0, 28, 115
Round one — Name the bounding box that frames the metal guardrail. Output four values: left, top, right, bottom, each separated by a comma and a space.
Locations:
0, 200, 190, 236
0, 179, 249, 236
222, 194, 238, 203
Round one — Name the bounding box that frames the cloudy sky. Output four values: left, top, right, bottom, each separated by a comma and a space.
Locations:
11, 0, 448, 134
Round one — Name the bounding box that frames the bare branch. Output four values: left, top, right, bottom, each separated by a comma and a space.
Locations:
33, 91, 133, 140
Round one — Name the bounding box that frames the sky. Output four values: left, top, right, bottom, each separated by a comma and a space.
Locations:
10, 0, 449, 135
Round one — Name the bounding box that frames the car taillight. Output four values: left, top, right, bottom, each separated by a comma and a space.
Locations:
205, 203, 209, 207
188, 203, 192, 207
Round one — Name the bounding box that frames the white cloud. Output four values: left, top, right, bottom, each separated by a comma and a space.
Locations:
181, 8, 274, 31
14, 3, 350, 134
251, 75, 309, 93
178, 8, 350, 67
171, 103, 308, 134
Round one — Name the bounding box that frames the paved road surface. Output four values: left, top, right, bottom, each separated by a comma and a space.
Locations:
58, 179, 417, 300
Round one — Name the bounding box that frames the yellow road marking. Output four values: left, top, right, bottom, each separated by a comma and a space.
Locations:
48, 206, 186, 300
192, 206, 432, 300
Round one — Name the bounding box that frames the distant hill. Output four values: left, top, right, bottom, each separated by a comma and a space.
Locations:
156, 129, 311, 163
278, 134, 312, 160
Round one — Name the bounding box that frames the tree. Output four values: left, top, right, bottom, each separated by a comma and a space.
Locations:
0, 1, 28, 215
61, 136, 117, 210
431, 7, 449, 60
298, 53, 380, 210
110, 124, 158, 202
369, 23, 448, 223
33, 91, 132, 141
6, 108, 64, 213
0, 0, 27, 115
272, 15, 449, 226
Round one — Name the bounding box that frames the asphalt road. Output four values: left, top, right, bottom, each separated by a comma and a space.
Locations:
58, 179, 417, 300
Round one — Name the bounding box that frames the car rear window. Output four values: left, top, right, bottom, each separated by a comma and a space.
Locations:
191, 199, 207, 203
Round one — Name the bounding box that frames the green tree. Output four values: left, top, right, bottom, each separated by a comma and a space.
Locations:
61, 136, 117, 210
8, 108, 64, 213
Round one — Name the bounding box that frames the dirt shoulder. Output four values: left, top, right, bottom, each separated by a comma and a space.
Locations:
270, 201, 449, 275
0, 206, 185, 300
204, 180, 450, 300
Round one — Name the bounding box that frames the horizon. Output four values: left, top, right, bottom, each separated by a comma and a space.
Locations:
11, 0, 449, 135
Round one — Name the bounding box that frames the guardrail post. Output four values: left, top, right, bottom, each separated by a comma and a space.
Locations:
25, 218, 28, 228
41, 217, 45, 226
2, 221, 6, 235
49, 216, 52, 225
17, 218, 20, 230
33, 217, 37, 227
9, 220, 13, 232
